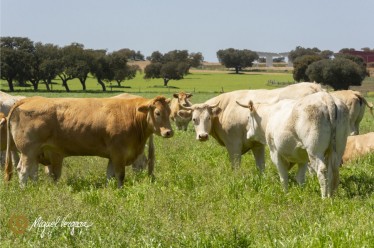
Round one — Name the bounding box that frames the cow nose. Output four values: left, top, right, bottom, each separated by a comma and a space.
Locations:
164, 130, 173, 138
198, 133, 209, 141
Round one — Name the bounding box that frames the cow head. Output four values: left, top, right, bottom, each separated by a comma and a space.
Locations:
138, 96, 174, 138
236, 100, 259, 140
178, 102, 220, 141
173, 92, 193, 108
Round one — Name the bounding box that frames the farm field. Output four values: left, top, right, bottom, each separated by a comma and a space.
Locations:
0, 72, 373, 247
0, 71, 295, 95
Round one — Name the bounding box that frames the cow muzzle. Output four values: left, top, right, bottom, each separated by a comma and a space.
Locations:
197, 133, 209, 141
161, 129, 173, 138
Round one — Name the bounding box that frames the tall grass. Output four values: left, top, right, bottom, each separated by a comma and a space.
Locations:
0, 73, 373, 247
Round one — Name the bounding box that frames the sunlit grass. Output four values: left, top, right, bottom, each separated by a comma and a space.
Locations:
0, 74, 373, 247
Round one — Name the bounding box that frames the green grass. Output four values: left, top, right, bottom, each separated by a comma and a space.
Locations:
0, 71, 294, 94
0, 72, 373, 247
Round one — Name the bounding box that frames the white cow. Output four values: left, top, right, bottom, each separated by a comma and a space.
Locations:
330, 90, 373, 135
237, 92, 349, 198
0, 91, 25, 167
178, 83, 324, 171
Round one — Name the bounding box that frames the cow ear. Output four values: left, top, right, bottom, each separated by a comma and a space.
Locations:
0, 117, 6, 126
166, 98, 171, 104
212, 107, 221, 116
186, 93, 193, 98
137, 102, 152, 113
249, 101, 255, 112
173, 93, 179, 99
177, 110, 191, 119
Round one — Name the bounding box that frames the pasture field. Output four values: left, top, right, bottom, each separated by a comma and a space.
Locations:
0, 71, 294, 94
0, 72, 373, 247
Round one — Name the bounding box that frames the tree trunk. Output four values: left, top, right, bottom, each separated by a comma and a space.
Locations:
44, 80, 51, 91
79, 79, 86, 91
30, 80, 39, 91
7, 79, 14, 92
163, 78, 169, 87
97, 79, 106, 91
117, 80, 122, 87
235, 66, 239, 74
62, 79, 70, 92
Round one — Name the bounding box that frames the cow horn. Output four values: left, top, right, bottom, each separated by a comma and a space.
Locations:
236, 101, 248, 108
209, 102, 219, 109
179, 103, 193, 110
0, 117, 6, 126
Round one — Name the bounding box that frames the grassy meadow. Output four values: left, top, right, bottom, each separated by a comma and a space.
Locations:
0, 72, 373, 247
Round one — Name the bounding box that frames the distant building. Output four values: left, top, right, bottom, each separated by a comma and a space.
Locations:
341, 50, 374, 64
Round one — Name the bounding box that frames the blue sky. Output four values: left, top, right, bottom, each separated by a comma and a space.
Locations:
1, 0, 373, 62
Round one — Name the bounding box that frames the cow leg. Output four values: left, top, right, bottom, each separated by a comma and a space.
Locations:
11, 150, 20, 170
106, 159, 115, 181
18, 154, 39, 186
132, 153, 147, 173
225, 141, 243, 169
0, 151, 5, 168
310, 154, 328, 198
110, 157, 125, 188
251, 144, 265, 173
295, 163, 308, 186
176, 121, 183, 131
2, 150, 20, 170
47, 153, 64, 181
270, 151, 289, 192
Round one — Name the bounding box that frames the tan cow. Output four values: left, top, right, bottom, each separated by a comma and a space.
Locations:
330, 90, 373, 135
170, 92, 193, 131
237, 92, 350, 198
179, 82, 324, 171
342, 132, 374, 164
5, 96, 173, 187
112, 93, 155, 175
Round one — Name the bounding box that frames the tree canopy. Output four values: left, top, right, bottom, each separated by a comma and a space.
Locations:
216, 48, 258, 74
306, 57, 367, 90
144, 50, 203, 86
289, 46, 333, 62
292, 55, 323, 82
0, 36, 145, 92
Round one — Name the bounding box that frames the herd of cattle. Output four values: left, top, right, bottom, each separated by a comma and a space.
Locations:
0, 83, 373, 198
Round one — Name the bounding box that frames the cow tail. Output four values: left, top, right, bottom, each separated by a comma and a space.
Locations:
147, 134, 155, 177
326, 99, 339, 196
4, 100, 24, 181
353, 92, 373, 117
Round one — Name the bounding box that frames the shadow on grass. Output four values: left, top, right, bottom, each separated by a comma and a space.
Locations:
340, 173, 374, 198
1, 89, 127, 94
148, 85, 180, 89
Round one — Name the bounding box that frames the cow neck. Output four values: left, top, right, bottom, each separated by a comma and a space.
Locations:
134, 110, 152, 143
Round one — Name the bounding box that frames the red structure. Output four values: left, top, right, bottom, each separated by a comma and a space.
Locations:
342, 50, 374, 64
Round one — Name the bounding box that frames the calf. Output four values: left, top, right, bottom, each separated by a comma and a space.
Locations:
342, 132, 374, 164
170, 92, 193, 131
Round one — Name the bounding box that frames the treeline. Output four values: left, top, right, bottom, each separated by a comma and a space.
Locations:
0, 37, 204, 92
0, 37, 145, 92
290, 46, 369, 90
